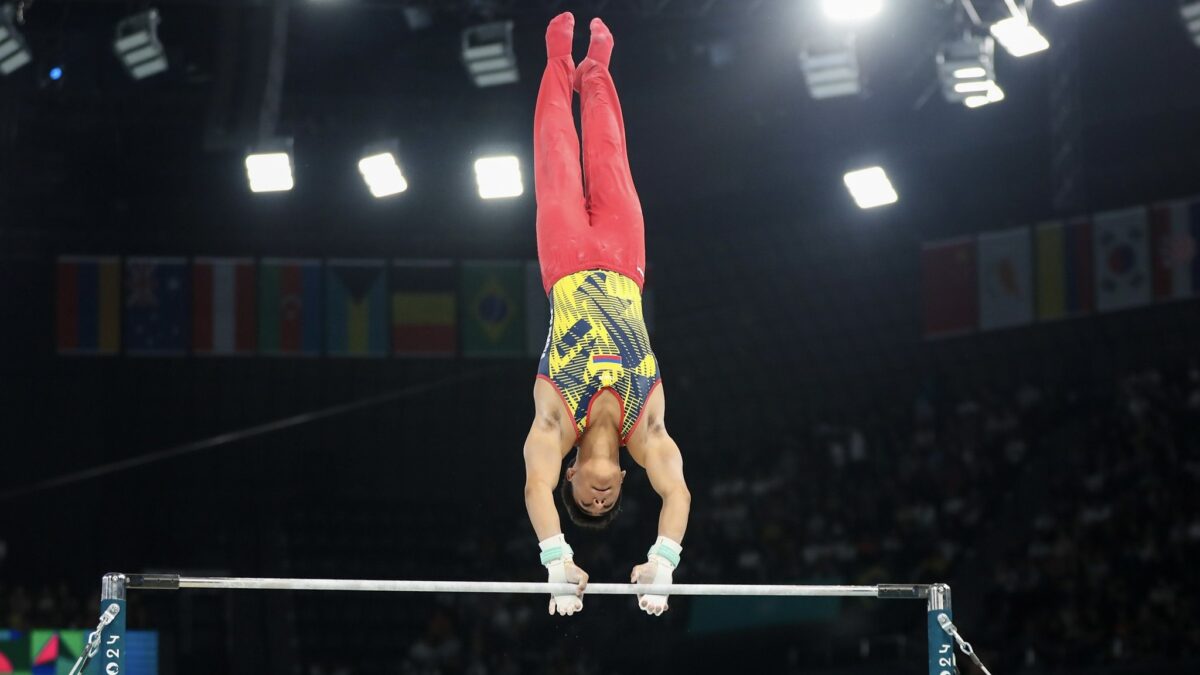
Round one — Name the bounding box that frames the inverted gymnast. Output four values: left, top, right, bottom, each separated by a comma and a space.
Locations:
523, 13, 693, 618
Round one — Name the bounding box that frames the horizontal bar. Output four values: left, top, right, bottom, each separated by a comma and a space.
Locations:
119, 574, 929, 598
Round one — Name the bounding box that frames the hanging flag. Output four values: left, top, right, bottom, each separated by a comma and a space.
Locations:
1035, 219, 1093, 321
391, 260, 456, 357
325, 260, 388, 357
124, 257, 189, 355
461, 260, 526, 358
921, 237, 977, 338
1094, 207, 1151, 313
526, 261, 550, 358
1149, 198, 1200, 302
192, 257, 256, 356
56, 255, 121, 355
259, 258, 322, 356
977, 227, 1033, 331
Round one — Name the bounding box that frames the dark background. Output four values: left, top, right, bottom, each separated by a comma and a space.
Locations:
2, 0, 1199, 674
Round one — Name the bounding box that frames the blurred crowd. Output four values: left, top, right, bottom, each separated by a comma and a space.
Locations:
5, 363, 1200, 675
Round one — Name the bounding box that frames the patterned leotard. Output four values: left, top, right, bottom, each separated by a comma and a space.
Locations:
537, 269, 660, 442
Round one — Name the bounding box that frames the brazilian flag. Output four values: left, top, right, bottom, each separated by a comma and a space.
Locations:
460, 261, 526, 358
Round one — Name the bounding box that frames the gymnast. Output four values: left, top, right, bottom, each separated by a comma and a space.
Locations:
523, 13, 692, 618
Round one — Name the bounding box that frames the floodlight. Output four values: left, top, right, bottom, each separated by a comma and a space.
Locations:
843, 166, 898, 209
115, 10, 168, 80
474, 156, 523, 200
821, 0, 883, 23
462, 21, 518, 87
937, 35, 1004, 108
990, 14, 1050, 57
358, 142, 408, 198
0, 3, 32, 76
1184, 1, 1200, 48
245, 139, 295, 193
800, 33, 861, 100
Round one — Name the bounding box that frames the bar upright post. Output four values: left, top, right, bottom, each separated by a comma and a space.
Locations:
927, 583, 955, 675
99, 573, 128, 675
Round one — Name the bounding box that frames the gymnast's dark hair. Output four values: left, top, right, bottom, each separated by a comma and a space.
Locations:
559, 459, 623, 530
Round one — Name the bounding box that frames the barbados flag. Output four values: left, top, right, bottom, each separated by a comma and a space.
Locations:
325, 259, 388, 357
1035, 219, 1094, 321
259, 258, 322, 356
56, 255, 121, 355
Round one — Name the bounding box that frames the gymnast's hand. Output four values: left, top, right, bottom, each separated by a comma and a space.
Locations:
546, 559, 589, 616
540, 534, 588, 616
631, 536, 682, 616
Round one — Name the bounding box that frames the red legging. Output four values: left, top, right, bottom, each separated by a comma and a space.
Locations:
535, 34, 645, 295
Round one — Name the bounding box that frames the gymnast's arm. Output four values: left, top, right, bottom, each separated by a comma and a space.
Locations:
523, 431, 565, 541
642, 430, 691, 542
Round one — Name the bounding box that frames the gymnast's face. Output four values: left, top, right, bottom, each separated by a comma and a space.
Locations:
566, 458, 626, 515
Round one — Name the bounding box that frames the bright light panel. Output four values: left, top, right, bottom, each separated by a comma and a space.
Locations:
964, 83, 1006, 108
245, 152, 294, 193
474, 156, 523, 200
358, 152, 408, 198
1185, 2, 1200, 48
990, 16, 1050, 57
821, 0, 883, 22
1052, 0, 1086, 6
843, 166, 898, 209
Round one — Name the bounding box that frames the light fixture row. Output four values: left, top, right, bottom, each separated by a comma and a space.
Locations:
243, 141, 524, 201
1, 5, 167, 79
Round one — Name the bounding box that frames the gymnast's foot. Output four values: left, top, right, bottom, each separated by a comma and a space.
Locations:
574, 18, 613, 90
585, 18, 614, 67
546, 12, 575, 60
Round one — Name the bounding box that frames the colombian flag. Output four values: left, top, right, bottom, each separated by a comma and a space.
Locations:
56, 255, 121, 355
1035, 219, 1094, 321
392, 260, 456, 357
326, 260, 388, 358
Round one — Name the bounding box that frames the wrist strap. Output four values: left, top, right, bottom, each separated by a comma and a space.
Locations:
539, 534, 574, 566
647, 536, 682, 567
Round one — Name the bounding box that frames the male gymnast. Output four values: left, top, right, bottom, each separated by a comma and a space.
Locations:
523, 13, 692, 618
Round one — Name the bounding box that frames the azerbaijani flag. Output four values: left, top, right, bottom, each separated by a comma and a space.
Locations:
392, 260, 456, 357
1035, 219, 1094, 321
193, 257, 257, 356
326, 259, 388, 357
56, 255, 121, 355
259, 258, 322, 356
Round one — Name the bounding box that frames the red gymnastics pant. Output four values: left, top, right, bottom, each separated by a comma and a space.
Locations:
535, 56, 646, 295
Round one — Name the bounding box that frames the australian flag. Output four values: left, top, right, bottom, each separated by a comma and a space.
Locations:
124, 257, 190, 355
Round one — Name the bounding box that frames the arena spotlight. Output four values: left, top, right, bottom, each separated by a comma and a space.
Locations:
843, 166, 898, 209
114, 9, 168, 80
800, 33, 861, 100
1184, 1, 1200, 48
1052, 0, 1086, 5
358, 142, 408, 199
474, 156, 523, 200
0, 3, 32, 76
462, 21, 518, 88
989, 12, 1050, 57
245, 139, 294, 193
937, 35, 1004, 108
821, 0, 883, 23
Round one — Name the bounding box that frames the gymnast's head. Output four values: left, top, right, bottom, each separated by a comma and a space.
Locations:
560, 429, 627, 529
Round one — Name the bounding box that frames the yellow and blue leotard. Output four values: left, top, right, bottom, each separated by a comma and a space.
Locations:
537, 269, 661, 443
